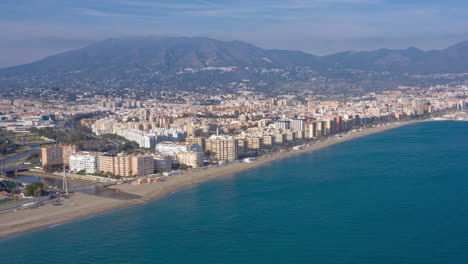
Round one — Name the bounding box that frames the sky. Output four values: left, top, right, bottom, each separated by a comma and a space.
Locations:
1, 0, 468, 68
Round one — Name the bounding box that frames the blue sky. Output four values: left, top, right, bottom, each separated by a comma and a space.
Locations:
1, 0, 468, 67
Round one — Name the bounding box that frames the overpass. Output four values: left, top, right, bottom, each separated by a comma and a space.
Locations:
0, 164, 35, 176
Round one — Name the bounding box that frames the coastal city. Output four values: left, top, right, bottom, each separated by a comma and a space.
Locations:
3, 0, 468, 262
1, 84, 467, 225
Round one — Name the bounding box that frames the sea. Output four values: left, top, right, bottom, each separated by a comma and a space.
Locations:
1, 121, 468, 264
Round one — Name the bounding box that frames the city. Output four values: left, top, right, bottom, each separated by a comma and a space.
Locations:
2, 1, 468, 263
1, 85, 467, 211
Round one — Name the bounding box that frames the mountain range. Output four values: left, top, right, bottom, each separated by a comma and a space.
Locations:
1, 36, 468, 97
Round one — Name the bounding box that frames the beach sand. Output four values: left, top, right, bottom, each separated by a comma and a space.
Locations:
0, 121, 418, 240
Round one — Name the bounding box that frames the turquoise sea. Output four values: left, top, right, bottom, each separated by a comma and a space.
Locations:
1, 121, 468, 264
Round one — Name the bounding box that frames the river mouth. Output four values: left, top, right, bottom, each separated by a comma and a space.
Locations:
11, 175, 140, 200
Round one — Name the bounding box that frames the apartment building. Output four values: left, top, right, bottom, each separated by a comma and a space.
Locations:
98, 154, 154, 177
155, 141, 203, 156
154, 156, 173, 172
69, 152, 100, 173
41, 144, 77, 167
207, 135, 238, 161
177, 151, 204, 168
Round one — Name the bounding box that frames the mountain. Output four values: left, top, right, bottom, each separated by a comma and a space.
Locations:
0, 36, 321, 77
321, 41, 468, 74
1, 36, 468, 97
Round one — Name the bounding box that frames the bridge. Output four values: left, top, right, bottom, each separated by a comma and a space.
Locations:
0, 164, 35, 176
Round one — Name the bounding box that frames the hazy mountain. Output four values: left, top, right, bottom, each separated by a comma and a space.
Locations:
2, 37, 468, 76
0, 36, 321, 77
322, 41, 468, 74
1, 36, 468, 97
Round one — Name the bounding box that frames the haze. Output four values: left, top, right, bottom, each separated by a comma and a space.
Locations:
1, 0, 468, 68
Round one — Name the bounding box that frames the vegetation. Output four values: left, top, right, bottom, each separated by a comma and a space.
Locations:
92, 171, 123, 179
0, 129, 18, 155
26, 152, 40, 163
23, 182, 48, 197
42, 164, 63, 173
29, 123, 139, 153
0, 180, 18, 193
0, 199, 27, 206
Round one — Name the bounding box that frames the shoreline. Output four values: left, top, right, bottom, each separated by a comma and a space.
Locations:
0, 120, 432, 240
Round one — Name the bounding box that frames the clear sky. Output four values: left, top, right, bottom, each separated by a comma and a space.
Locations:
1, 0, 468, 68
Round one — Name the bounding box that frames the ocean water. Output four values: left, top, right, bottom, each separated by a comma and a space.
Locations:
1, 121, 468, 264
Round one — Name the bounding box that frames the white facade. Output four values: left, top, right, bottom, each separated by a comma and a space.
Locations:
274, 120, 291, 130
113, 125, 187, 148
69, 152, 99, 173
291, 118, 306, 131
155, 142, 202, 156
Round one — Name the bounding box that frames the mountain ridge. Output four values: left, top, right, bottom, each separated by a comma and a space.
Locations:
1, 36, 468, 97
2, 36, 468, 74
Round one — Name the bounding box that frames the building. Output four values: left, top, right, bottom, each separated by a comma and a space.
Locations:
154, 156, 173, 172
97, 154, 154, 177
131, 156, 155, 176
186, 137, 206, 151
208, 135, 238, 161
155, 141, 203, 156
177, 151, 204, 168
69, 152, 99, 174
305, 122, 316, 138
291, 118, 306, 131
274, 120, 291, 130
262, 135, 274, 146
274, 133, 286, 145
247, 137, 263, 150
41, 145, 77, 167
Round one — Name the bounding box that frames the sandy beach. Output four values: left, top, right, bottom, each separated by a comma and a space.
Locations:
0, 121, 420, 240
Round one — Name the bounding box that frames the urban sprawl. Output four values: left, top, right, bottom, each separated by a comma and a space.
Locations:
1, 85, 467, 184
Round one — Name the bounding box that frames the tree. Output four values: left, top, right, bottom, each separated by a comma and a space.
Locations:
77, 170, 86, 175
43, 164, 61, 173
23, 182, 48, 197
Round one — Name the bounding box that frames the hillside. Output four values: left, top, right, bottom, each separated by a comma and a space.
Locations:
1, 36, 468, 97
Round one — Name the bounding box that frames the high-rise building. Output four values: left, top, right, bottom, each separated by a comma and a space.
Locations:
208, 135, 238, 161
186, 137, 206, 151
154, 156, 173, 172
177, 151, 204, 168
97, 154, 154, 177
247, 137, 263, 150
41, 145, 77, 167
274, 120, 291, 130
69, 152, 100, 173
131, 156, 155, 176
305, 122, 316, 139
237, 139, 247, 157
275, 133, 286, 145
262, 135, 274, 146
291, 118, 306, 131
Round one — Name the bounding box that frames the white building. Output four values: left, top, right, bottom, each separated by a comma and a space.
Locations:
113, 125, 187, 148
155, 141, 203, 156
69, 152, 99, 173
291, 118, 306, 131
274, 120, 291, 130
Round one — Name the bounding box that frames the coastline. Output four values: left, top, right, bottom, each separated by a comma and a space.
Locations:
0, 120, 425, 240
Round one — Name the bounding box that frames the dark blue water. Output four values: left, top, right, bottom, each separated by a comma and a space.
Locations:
1, 121, 468, 264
